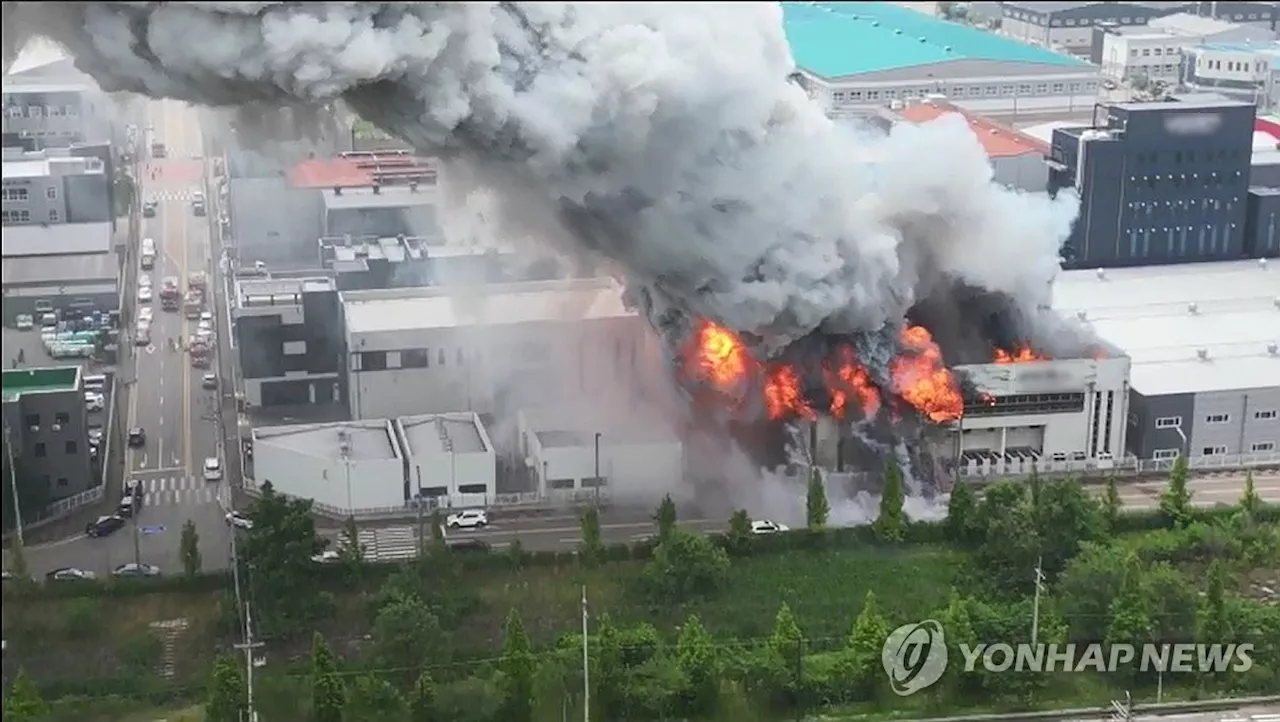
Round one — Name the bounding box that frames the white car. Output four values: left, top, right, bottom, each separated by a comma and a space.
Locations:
139, 273, 153, 288
225, 511, 253, 530
446, 509, 488, 530
197, 319, 213, 336
137, 286, 153, 303
113, 562, 161, 578
199, 310, 214, 323
138, 306, 154, 323
203, 457, 223, 482
311, 550, 341, 564
751, 520, 790, 535
84, 392, 105, 412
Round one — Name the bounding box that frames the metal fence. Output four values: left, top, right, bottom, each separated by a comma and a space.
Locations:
241, 480, 613, 520
953, 451, 1280, 479
20, 485, 106, 532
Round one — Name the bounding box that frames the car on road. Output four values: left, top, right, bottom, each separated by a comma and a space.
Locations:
128, 427, 147, 447
124, 478, 145, 501
112, 563, 161, 578
134, 322, 151, 346
201, 372, 218, 390
750, 520, 790, 535
47, 568, 97, 582
225, 511, 252, 530
138, 306, 154, 323
447, 538, 492, 553
199, 310, 214, 324
139, 273, 153, 288
117, 491, 145, 518
203, 456, 223, 482
84, 392, 105, 412
137, 286, 153, 303
87, 426, 104, 446
197, 320, 213, 338
85, 515, 127, 538
142, 200, 158, 218
14, 314, 33, 331
311, 550, 341, 564
446, 509, 488, 530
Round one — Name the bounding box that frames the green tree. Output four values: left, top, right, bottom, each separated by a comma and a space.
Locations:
3, 667, 48, 722
1198, 560, 1234, 646
205, 655, 246, 722
1145, 563, 1198, 645
654, 493, 678, 543
643, 529, 730, 602
847, 591, 891, 695
242, 482, 330, 633
806, 467, 829, 530
768, 602, 805, 699
7, 535, 29, 579
429, 509, 448, 557
1105, 574, 1153, 678
311, 632, 347, 722
592, 614, 626, 720
1239, 470, 1262, 515
373, 593, 447, 682
974, 485, 1041, 596
1159, 455, 1193, 527
944, 481, 979, 546
1035, 479, 1105, 577
579, 505, 605, 566
180, 518, 202, 577
1102, 475, 1123, 531
1058, 543, 1141, 643
499, 609, 537, 722
932, 589, 979, 704
346, 674, 406, 721
675, 614, 719, 717
408, 671, 436, 722
506, 538, 526, 570
725, 509, 753, 556
874, 458, 906, 542
341, 515, 365, 564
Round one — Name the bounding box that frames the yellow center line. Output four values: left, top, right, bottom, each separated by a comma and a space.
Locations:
178, 103, 194, 479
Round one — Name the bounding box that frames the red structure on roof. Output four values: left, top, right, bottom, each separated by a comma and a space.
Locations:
894, 100, 1049, 158
288, 149, 438, 190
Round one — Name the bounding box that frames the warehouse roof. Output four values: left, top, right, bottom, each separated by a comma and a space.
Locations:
783, 2, 1089, 79
894, 100, 1049, 158
321, 186, 435, 211
2, 251, 118, 286
1, 222, 113, 257
399, 413, 491, 455
341, 279, 633, 335
253, 420, 401, 461
1051, 260, 1280, 396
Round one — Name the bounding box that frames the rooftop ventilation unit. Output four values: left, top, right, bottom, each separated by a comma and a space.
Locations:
1196, 347, 1209, 361
1260, 257, 1269, 270
1188, 302, 1199, 314
1274, 296, 1280, 309
1076, 310, 1088, 321
1096, 268, 1106, 280
333, 186, 342, 195
1268, 342, 1279, 356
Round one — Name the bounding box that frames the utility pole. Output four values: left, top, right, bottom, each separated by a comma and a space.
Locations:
132, 511, 142, 567
581, 585, 590, 722
593, 433, 601, 505
235, 602, 265, 722
1030, 556, 1046, 646
4, 424, 26, 548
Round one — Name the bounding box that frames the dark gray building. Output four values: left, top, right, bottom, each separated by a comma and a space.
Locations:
2, 148, 112, 226
1049, 95, 1256, 268
1244, 186, 1280, 256
1, 366, 95, 500
231, 276, 345, 411
2, 58, 121, 151
1, 248, 120, 326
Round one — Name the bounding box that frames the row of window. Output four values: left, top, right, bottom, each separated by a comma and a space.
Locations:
1130, 46, 1180, 58
1155, 410, 1278, 428
1, 209, 58, 224
1132, 150, 1245, 166
832, 81, 1098, 105
1153, 441, 1277, 459
2, 186, 59, 202
1199, 58, 1269, 75
352, 342, 551, 373
32, 439, 80, 458
1013, 10, 1270, 26
23, 411, 73, 427
1122, 225, 1238, 260
1128, 198, 1241, 214
3, 104, 80, 119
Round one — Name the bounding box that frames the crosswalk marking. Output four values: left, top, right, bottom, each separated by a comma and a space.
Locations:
144, 188, 203, 203
134, 475, 220, 507
344, 526, 420, 562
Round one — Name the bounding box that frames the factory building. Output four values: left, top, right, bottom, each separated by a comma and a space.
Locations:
1, 366, 96, 500
251, 420, 407, 513
783, 2, 1100, 120
1097, 13, 1275, 85
1184, 42, 1280, 109
880, 98, 1052, 191
517, 405, 684, 501
1245, 186, 1280, 257
319, 233, 568, 292
231, 276, 344, 411
1049, 95, 1258, 268
2, 148, 112, 226
2, 56, 120, 151
341, 278, 662, 421
395, 413, 497, 507
1053, 260, 1280, 464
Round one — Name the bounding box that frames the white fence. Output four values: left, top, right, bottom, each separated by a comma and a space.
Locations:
954, 451, 1280, 479
19, 485, 106, 532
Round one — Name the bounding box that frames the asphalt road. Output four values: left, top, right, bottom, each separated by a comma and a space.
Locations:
1066, 708, 1280, 722
23, 99, 232, 578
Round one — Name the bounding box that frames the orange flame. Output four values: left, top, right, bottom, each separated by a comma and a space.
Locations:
891, 326, 964, 423
827, 345, 881, 420
764, 365, 816, 420
687, 321, 751, 391
993, 345, 1050, 364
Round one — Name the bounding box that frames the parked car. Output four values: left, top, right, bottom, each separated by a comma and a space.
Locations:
139, 273, 153, 288
311, 550, 341, 564
137, 286, 153, 303
225, 511, 252, 530
203, 456, 223, 482
446, 509, 488, 530
128, 427, 146, 447
142, 200, 158, 218
112, 563, 161, 578
84, 392, 105, 412
124, 478, 145, 501
138, 306, 154, 323
85, 515, 126, 538
47, 568, 97, 582
201, 372, 218, 390
750, 520, 790, 535
118, 494, 139, 518
88, 426, 104, 446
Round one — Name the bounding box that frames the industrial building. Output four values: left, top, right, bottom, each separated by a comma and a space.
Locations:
251, 419, 407, 513
250, 412, 498, 511
2, 148, 112, 226
2, 247, 120, 325
1096, 12, 1275, 85
1048, 95, 1262, 268
395, 412, 497, 506
880, 98, 1051, 190
784, 2, 1100, 119
319, 233, 566, 291
517, 405, 684, 499
1, 366, 96, 500
1184, 41, 1280, 110
341, 278, 662, 421
2, 56, 121, 150
231, 276, 343, 411
1052, 260, 1279, 464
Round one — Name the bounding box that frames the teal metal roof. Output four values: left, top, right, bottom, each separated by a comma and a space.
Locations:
782, 2, 1091, 79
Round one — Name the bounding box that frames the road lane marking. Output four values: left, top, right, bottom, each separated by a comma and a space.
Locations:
27, 533, 88, 551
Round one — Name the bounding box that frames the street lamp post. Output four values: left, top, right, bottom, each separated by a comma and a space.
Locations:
593, 433, 602, 504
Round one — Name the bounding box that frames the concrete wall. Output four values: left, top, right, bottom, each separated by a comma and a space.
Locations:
226, 177, 324, 266
253, 438, 406, 511
1188, 386, 1280, 456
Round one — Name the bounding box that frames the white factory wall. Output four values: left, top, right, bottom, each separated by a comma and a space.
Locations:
347, 315, 660, 420
252, 441, 407, 511
517, 409, 684, 497
813, 69, 1101, 119
398, 419, 498, 508
993, 152, 1052, 192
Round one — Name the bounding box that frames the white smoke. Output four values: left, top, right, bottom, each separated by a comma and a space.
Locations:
3, 1, 1078, 362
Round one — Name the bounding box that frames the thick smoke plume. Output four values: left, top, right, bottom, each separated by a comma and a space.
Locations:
3, 1, 1079, 365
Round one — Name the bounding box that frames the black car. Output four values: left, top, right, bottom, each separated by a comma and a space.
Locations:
128, 427, 146, 447
447, 539, 492, 553
85, 515, 126, 538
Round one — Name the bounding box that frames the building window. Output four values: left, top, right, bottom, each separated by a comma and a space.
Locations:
23, 413, 39, 427
1252, 441, 1276, 453
401, 348, 430, 368
1255, 410, 1277, 420
360, 351, 387, 371
56, 477, 68, 487
1052, 83, 1064, 93
1154, 416, 1182, 429
27, 105, 42, 118
48, 209, 59, 222
437, 348, 446, 367
46, 186, 57, 200
54, 412, 70, 426
1205, 413, 1229, 424
34, 442, 46, 458
3, 187, 30, 202
1152, 448, 1180, 460
1202, 445, 1228, 456
65, 440, 77, 454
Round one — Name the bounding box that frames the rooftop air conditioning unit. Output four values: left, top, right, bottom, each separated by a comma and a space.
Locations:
1268, 342, 1279, 356
1076, 310, 1088, 321
1096, 268, 1106, 280
1196, 347, 1209, 360
1260, 257, 1269, 270
1188, 302, 1199, 314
